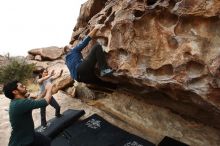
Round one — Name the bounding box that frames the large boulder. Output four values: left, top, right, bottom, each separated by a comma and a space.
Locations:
70, 0, 220, 129
28, 46, 63, 60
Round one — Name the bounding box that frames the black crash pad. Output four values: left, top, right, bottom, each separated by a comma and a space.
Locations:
51, 114, 155, 146
158, 136, 189, 146
35, 109, 85, 138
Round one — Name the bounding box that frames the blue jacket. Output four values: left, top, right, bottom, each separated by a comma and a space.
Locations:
65, 36, 91, 80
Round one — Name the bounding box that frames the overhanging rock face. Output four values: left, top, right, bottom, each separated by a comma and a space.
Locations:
70, 0, 220, 128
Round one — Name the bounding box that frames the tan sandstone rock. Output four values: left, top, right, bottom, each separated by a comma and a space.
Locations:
70, 0, 220, 129
28, 46, 63, 60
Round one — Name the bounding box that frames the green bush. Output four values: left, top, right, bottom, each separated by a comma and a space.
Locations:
0, 58, 35, 84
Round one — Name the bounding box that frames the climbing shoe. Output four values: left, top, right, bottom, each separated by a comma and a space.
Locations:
100, 68, 113, 77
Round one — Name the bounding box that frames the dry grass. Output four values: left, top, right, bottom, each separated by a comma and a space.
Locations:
25, 79, 39, 93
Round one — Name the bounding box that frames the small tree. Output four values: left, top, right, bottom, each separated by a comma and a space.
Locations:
0, 58, 35, 84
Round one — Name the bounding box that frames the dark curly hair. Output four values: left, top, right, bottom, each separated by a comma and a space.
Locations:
38, 68, 48, 79
3, 80, 19, 100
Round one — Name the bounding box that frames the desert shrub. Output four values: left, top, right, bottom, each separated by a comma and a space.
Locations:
0, 58, 35, 84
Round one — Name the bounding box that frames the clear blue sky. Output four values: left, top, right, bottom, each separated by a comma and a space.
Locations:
0, 0, 87, 56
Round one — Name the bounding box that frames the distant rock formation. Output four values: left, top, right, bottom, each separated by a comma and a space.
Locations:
0, 55, 5, 66
28, 46, 64, 60
0, 55, 9, 67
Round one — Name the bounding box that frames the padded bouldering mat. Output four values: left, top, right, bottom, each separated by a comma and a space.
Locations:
51, 114, 155, 146
35, 109, 85, 138
158, 136, 189, 146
